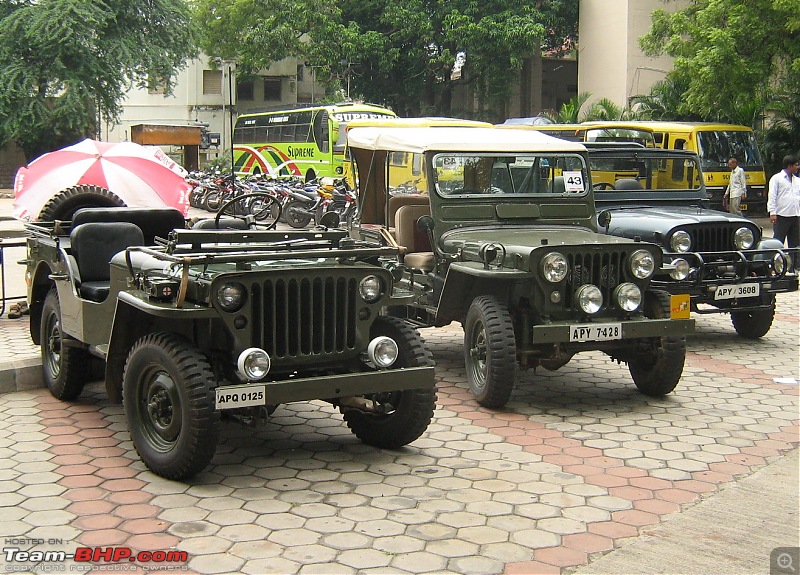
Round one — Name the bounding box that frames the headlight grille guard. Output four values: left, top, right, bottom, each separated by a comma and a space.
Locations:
661, 247, 798, 284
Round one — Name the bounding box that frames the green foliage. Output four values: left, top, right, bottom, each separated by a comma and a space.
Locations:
639, 0, 800, 126
541, 92, 591, 123
0, 0, 197, 161
192, 0, 579, 117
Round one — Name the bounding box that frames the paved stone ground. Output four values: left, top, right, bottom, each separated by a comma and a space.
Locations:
0, 289, 797, 574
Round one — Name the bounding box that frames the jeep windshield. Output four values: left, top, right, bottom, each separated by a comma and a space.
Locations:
588, 151, 703, 192
433, 153, 589, 197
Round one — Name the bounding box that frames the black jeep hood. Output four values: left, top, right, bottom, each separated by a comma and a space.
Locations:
599, 205, 752, 241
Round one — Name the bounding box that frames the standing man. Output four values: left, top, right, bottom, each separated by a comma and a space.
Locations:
724, 157, 747, 216
767, 154, 800, 248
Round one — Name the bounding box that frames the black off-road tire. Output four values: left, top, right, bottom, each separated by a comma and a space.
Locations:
464, 296, 517, 408
730, 297, 775, 339
628, 290, 686, 396
342, 316, 436, 448
123, 332, 220, 480
38, 185, 125, 221
284, 199, 313, 228
40, 289, 90, 400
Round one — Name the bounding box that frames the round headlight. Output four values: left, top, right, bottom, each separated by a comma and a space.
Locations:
614, 282, 642, 312
670, 230, 691, 253
237, 348, 271, 380
773, 251, 787, 275
367, 336, 399, 368
359, 275, 384, 303
734, 227, 755, 250
217, 282, 246, 312
670, 258, 690, 280
575, 284, 603, 314
542, 252, 568, 283
630, 250, 655, 279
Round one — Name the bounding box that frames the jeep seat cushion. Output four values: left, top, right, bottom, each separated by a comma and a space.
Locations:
192, 217, 249, 230
615, 178, 644, 190
394, 204, 434, 272
72, 207, 185, 245
70, 221, 144, 302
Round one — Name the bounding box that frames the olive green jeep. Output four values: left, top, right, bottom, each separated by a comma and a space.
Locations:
23, 200, 436, 479
345, 125, 694, 409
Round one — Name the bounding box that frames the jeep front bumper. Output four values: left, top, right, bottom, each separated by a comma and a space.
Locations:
530, 317, 694, 345
217, 365, 436, 406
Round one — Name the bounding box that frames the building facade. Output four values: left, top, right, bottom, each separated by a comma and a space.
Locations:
578, 0, 687, 110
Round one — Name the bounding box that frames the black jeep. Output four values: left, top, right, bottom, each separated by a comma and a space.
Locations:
587, 143, 798, 338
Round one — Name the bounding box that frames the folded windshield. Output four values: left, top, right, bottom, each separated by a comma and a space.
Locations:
432, 153, 588, 197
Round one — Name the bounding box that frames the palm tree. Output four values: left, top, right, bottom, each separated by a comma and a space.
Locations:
542, 92, 592, 123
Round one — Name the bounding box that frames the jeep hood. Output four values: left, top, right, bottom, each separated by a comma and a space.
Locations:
598, 206, 752, 240
441, 225, 647, 256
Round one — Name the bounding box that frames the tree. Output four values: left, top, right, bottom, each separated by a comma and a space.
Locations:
639, 0, 800, 126
192, 0, 579, 118
0, 0, 197, 162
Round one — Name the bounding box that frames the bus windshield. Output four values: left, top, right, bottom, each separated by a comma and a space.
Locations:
695, 130, 763, 170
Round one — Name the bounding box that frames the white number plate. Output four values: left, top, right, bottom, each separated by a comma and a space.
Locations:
569, 323, 622, 342
215, 384, 266, 409
714, 283, 760, 300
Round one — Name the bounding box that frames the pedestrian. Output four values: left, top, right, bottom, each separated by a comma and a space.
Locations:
723, 157, 747, 216
767, 154, 800, 249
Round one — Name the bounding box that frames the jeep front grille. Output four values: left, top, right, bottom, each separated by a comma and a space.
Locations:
565, 251, 626, 311
684, 224, 737, 252
251, 276, 357, 359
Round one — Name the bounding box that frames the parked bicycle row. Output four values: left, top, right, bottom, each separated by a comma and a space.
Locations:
186, 171, 357, 228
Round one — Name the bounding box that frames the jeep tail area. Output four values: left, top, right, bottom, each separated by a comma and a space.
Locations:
23, 202, 436, 480
344, 126, 695, 409
586, 143, 798, 338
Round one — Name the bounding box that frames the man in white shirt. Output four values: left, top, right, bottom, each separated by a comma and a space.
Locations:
767, 154, 800, 249
724, 157, 747, 216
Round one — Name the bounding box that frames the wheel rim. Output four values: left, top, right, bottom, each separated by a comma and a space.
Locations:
467, 321, 488, 392
139, 369, 183, 451
44, 312, 62, 378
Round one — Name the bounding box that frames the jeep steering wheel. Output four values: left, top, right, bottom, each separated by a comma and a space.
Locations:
215, 192, 282, 230
592, 182, 615, 191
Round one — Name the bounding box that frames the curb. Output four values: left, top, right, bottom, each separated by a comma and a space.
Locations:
0, 356, 43, 394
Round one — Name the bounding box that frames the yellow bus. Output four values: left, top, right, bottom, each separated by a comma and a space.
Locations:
500, 122, 657, 147
579, 121, 768, 214
233, 102, 396, 181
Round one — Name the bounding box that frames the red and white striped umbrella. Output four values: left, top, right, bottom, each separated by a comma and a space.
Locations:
13, 139, 192, 221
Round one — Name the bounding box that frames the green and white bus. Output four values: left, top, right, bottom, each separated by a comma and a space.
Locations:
233, 102, 396, 181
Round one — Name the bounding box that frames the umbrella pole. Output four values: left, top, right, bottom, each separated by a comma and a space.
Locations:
227, 61, 236, 180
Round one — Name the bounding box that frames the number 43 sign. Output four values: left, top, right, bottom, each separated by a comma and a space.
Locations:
563, 171, 584, 192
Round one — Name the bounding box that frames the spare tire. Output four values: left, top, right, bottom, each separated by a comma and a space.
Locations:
38, 185, 126, 221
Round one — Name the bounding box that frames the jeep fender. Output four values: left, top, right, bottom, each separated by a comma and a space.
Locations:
104, 294, 218, 403
435, 262, 524, 326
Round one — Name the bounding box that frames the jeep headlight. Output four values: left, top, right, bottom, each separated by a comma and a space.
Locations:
237, 348, 271, 380
630, 250, 655, 279
734, 227, 755, 250
359, 275, 384, 303
614, 283, 642, 312
542, 252, 568, 283
670, 258, 690, 280
367, 336, 399, 368
670, 230, 691, 253
575, 284, 603, 314
773, 251, 788, 275
217, 282, 246, 312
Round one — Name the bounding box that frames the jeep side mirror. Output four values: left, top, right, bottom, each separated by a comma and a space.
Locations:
597, 210, 611, 229
318, 211, 340, 229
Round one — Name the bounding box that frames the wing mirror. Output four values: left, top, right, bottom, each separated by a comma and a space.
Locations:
597, 210, 612, 229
